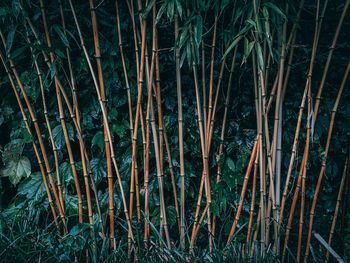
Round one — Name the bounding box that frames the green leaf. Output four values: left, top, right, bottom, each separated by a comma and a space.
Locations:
6, 26, 17, 56
18, 172, 45, 203
70, 223, 90, 236
0, 156, 31, 185
143, 0, 156, 18
175, 0, 183, 18
9, 46, 27, 60
211, 202, 219, 216
0, 8, 9, 16
255, 13, 262, 38
156, 2, 167, 24
255, 43, 264, 71
167, 0, 175, 21
50, 60, 56, 79
92, 131, 104, 150
223, 35, 242, 59
12, 0, 20, 18
227, 157, 235, 171
264, 2, 286, 19
53, 25, 70, 48
195, 15, 202, 47
52, 123, 74, 150
90, 158, 107, 185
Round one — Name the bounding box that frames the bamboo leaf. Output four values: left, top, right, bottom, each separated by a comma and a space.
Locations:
264, 2, 286, 19
195, 15, 202, 46
156, 2, 167, 24
175, 0, 183, 18
255, 43, 264, 71
143, 0, 156, 18
6, 26, 17, 56
255, 13, 262, 38
50, 60, 56, 79
223, 35, 242, 59
9, 46, 27, 60
12, 0, 20, 18
167, 0, 175, 21
53, 25, 70, 48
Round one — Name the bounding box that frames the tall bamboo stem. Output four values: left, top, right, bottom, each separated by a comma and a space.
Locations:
0, 51, 63, 230
304, 61, 350, 263
68, 0, 134, 241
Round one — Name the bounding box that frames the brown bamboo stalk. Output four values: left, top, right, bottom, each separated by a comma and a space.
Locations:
115, 0, 141, 223
143, 3, 171, 248
226, 139, 258, 245
278, 0, 323, 236
326, 154, 349, 261
297, 84, 311, 261
0, 51, 62, 230
188, 17, 210, 248
212, 46, 238, 236
313, 0, 349, 121
39, 0, 86, 224
56, 0, 104, 235
154, 36, 181, 232
0, 38, 67, 229
68, 0, 135, 241
304, 61, 350, 263
247, 141, 260, 244
88, 0, 114, 246
20, 26, 65, 215
174, 11, 186, 249
32, 45, 64, 214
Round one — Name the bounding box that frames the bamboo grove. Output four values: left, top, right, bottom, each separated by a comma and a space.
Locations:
0, 0, 349, 262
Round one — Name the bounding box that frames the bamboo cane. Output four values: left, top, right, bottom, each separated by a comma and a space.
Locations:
88, 0, 114, 246
247, 142, 260, 244
326, 153, 349, 261
304, 61, 350, 263
0, 37, 67, 228
212, 46, 238, 236
115, 0, 141, 223
154, 36, 181, 232
68, 0, 135, 242
174, 11, 186, 249
56, 0, 104, 235
0, 51, 63, 230
39, 0, 86, 224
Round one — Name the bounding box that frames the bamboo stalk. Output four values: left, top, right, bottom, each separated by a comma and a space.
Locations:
304, 61, 350, 263
226, 139, 258, 246
174, 11, 186, 249
88, 0, 114, 246
326, 154, 349, 261
154, 36, 181, 232
212, 46, 238, 236
297, 83, 311, 261
56, 0, 104, 235
0, 37, 67, 229
314, 0, 349, 121
0, 51, 63, 230
68, 0, 134, 241
39, 0, 86, 224
247, 142, 259, 244
115, 0, 141, 223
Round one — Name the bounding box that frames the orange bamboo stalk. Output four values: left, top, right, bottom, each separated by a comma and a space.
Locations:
88, 0, 114, 246
39, 0, 85, 224
326, 154, 349, 261
304, 61, 350, 263
0, 51, 62, 230
68, 0, 135, 242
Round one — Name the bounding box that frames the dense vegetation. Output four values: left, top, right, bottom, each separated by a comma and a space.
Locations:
0, 0, 349, 262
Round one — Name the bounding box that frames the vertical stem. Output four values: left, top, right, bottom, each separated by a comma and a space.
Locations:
174, 12, 186, 249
